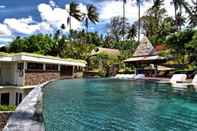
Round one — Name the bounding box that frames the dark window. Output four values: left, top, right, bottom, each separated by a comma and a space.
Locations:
74, 66, 83, 72
15, 93, 18, 105
15, 93, 23, 105
1, 93, 9, 105
19, 93, 22, 103
60, 65, 73, 76
27, 63, 43, 71
46, 64, 58, 71
17, 63, 24, 70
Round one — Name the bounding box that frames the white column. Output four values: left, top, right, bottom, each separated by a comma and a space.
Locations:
43, 64, 46, 71
58, 65, 61, 72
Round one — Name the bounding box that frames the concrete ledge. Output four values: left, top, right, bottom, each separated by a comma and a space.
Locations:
3, 82, 49, 131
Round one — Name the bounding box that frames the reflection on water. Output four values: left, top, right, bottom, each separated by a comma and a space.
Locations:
43, 79, 197, 131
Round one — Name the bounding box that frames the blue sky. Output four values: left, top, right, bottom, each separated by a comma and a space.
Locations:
0, 0, 177, 46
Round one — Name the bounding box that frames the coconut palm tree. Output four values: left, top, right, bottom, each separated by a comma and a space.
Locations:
171, 0, 194, 30
171, 0, 184, 30
136, 0, 141, 44
151, 0, 164, 32
123, 0, 126, 40
66, 1, 82, 32
116, 0, 127, 40
187, 0, 197, 27
83, 4, 99, 32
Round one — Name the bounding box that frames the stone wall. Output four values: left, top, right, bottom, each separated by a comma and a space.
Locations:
3, 83, 46, 131
0, 112, 13, 130
25, 71, 60, 85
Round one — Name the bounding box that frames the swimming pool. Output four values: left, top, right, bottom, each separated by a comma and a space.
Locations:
43, 79, 197, 131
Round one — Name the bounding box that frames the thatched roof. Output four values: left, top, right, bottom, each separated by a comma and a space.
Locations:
144, 65, 175, 71
91, 47, 120, 56
133, 37, 157, 57
124, 55, 167, 64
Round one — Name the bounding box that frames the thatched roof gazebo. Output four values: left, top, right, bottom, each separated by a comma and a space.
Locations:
124, 37, 169, 76
124, 37, 168, 65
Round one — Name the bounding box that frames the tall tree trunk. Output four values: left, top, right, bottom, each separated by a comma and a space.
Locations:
138, 3, 141, 44
174, 4, 178, 31
179, 5, 182, 30
86, 18, 89, 33
69, 0, 72, 41
123, 1, 125, 41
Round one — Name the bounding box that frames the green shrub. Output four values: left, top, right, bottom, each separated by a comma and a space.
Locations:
0, 105, 16, 111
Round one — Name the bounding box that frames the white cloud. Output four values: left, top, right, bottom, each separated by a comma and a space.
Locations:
49, 0, 56, 8
38, 3, 83, 31
99, 0, 187, 23
78, 3, 87, 15
37, 22, 53, 34
99, 0, 154, 23
4, 18, 39, 35
0, 2, 85, 37
0, 23, 12, 36
0, 5, 6, 9
19, 16, 34, 24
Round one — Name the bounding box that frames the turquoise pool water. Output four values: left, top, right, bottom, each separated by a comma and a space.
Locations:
43, 79, 197, 131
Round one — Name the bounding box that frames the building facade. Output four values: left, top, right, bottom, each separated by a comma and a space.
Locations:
0, 53, 86, 105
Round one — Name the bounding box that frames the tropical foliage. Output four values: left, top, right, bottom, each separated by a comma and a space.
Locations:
0, 105, 16, 111
0, 0, 197, 75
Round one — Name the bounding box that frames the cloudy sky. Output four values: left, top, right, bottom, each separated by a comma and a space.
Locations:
0, 0, 181, 45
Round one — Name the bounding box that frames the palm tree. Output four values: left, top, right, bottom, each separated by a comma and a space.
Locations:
171, 0, 185, 30
66, 1, 81, 32
118, 0, 148, 43
151, 0, 164, 32
171, 0, 194, 30
116, 0, 127, 40
188, 0, 197, 27
136, 0, 142, 44
123, 0, 126, 40
83, 4, 99, 32
135, 0, 150, 43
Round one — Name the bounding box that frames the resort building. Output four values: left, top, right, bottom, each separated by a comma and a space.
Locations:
0, 53, 86, 105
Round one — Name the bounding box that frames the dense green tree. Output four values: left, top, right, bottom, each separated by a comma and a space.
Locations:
185, 31, 197, 67
141, 7, 175, 38
108, 16, 130, 41
127, 25, 137, 40
165, 29, 196, 65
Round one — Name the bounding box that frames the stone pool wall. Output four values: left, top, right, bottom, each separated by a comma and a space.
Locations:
3, 82, 48, 131
0, 112, 13, 130
25, 71, 60, 85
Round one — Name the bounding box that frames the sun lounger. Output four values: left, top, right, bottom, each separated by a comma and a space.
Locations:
170, 74, 187, 84
134, 74, 145, 79
158, 74, 187, 84
192, 74, 197, 85
166, 74, 197, 88
113, 74, 136, 79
